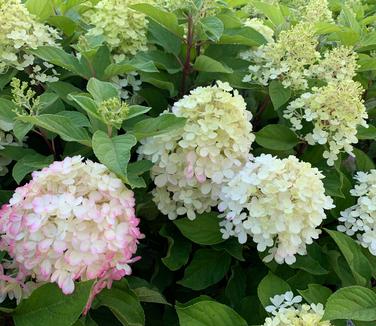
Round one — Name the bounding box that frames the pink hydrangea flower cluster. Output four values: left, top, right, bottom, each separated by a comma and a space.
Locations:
0, 156, 142, 304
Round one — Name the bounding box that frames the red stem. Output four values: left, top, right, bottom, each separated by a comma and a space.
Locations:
179, 15, 194, 97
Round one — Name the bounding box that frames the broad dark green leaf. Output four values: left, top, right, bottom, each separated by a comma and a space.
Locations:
87, 78, 119, 103
131, 114, 185, 140
298, 284, 332, 305
174, 212, 224, 245
13, 153, 54, 184
219, 27, 267, 46
92, 131, 137, 182
14, 281, 93, 326
25, 0, 53, 21
323, 286, 376, 322
95, 287, 145, 326
193, 55, 233, 74
269, 81, 291, 110
353, 148, 375, 171
257, 272, 291, 307
255, 125, 299, 150
178, 249, 231, 290
176, 300, 247, 326
18, 115, 92, 146
131, 3, 183, 36
200, 16, 224, 41
160, 224, 192, 271
326, 229, 372, 286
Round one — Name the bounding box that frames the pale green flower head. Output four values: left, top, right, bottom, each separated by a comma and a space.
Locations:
98, 97, 129, 129
10, 78, 40, 116
0, 0, 59, 73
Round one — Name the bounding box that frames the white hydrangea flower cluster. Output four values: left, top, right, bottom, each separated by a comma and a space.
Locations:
241, 23, 320, 90
138, 82, 255, 220
83, 0, 155, 62
244, 18, 274, 44
311, 46, 358, 83
263, 291, 332, 326
301, 0, 333, 23
0, 156, 142, 302
284, 80, 368, 166
338, 170, 376, 255
218, 154, 334, 264
0, 0, 60, 74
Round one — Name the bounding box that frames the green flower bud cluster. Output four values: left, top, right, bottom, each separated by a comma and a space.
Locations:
10, 78, 40, 116
98, 97, 129, 129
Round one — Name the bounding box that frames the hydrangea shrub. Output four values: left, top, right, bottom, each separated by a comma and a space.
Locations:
0, 0, 376, 325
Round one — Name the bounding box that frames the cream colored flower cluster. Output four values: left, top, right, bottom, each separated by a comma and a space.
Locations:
241, 23, 320, 90
338, 170, 376, 255
263, 292, 332, 326
138, 82, 255, 220
0, 0, 59, 74
284, 80, 367, 166
312, 46, 358, 83
300, 0, 333, 23
0, 156, 142, 301
218, 154, 334, 264
84, 0, 155, 62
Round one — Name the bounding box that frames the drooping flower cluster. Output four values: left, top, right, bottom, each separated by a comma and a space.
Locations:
218, 154, 334, 264
0, 0, 60, 74
0, 156, 142, 302
263, 291, 332, 326
241, 23, 320, 90
138, 82, 255, 220
284, 80, 367, 165
83, 0, 153, 62
338, 170, 376, 255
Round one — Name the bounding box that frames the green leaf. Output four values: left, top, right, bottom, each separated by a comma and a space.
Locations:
257, 272, 291, 307
323, 286, 376, 322
136, 51, 181, 74
0, 98, 17, 131
126, 105, 151, 120
353, 148, 375, 171
25, 0, 53, 21
29, 46, 90, 78
225, 265, 246, 308
104, 55, 159, 78
298, 284, 332, 305
140, 72, 177, 96
13, 154, 54, 184
47, 16, 77, 36
255, 125, 299, 150
358, 55, 376, 72
212, 238, 244, 261
200, 16, 224, 41
126, 160, 153, 188
174, 212, 224, 245
326, 229, 372, 286
131, 3, 183, 36
127, 277, 169, 305
87, 78, 119, 103
219, 27, 267, 46
357, 125, 376, 140
13, 281, 93, 326
92, 131, 137, 182
178, 249, 231, 290
68, 94, 101, 120
269, 81, 291, 110
321, 167, 345, 198
193, 55, 233, 74
147, 20, 181, 57
252, 1, 285, 27
176, 300, 248, 326
131, 113, 185, 140
18, 115, 92, 146
160, 224, 192, 271
95, 287, 145, 326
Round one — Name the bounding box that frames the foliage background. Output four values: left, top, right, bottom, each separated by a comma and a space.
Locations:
1, 0, 376, 325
